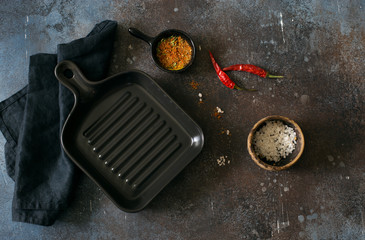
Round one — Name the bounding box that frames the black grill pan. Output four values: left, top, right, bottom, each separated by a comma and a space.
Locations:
54, 60, 204, 212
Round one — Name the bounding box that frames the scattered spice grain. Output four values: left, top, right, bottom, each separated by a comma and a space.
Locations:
190, 80, 199, 89
198, 92, 203, 103
217, 156, 230, 166
213, 106, 224, 119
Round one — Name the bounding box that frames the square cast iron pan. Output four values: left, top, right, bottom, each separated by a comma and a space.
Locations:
55, 60, 204, 212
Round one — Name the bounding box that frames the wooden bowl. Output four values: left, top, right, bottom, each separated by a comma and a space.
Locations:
247, 115, 305, 171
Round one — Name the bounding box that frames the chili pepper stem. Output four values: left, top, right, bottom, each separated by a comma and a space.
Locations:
234, 85, 257, 92
267, 74, 284, 79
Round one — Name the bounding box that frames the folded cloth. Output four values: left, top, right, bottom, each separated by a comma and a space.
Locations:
0, 20, 117, 226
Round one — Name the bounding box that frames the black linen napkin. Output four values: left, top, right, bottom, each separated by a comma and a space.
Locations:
0, 20, 117, 226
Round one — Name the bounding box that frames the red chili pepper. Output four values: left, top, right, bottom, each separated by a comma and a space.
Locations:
209, 51, 256, 91
222, 64, 283, 78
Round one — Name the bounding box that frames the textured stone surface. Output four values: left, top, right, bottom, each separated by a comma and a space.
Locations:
1, 0, 364, 239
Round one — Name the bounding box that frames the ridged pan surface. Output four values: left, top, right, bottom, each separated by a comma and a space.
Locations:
55, 61, 204, 212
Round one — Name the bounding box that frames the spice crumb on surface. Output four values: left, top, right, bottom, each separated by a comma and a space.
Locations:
213, 106, 224, 119
216, 106, 224, 113
198, 92, 203, 103
190, 80, 199, 89
253, 120, 297, 162
217, 156, 229, 166
219, 128, 231, 136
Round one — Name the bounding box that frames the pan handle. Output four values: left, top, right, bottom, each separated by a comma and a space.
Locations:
128, 28, 154, 46
54, 60, 96, 102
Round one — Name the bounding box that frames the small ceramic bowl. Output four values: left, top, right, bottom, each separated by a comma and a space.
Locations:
247, 115, 305, 171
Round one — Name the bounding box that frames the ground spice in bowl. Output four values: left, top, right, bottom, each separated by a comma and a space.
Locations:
156, 35, 192, 71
